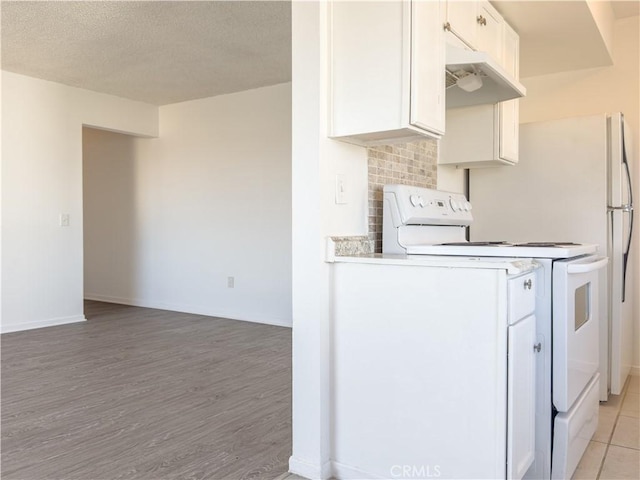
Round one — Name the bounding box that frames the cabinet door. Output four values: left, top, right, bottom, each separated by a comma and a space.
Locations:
476, 1, 503, 65
502, 21, 520, 78
499, 99, 519, 163
446, 0, 477, 48
499, 23, 520, 163
507, 314, 536, 480
411, 0, 445, 135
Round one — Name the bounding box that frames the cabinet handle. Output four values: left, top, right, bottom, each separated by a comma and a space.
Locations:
533, 343, 542, 353
477, 15, 487, 26
443, 22, 451, 31
524, 279, 533, 290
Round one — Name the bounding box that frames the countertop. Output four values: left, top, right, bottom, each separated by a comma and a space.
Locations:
328, 253, 538, 275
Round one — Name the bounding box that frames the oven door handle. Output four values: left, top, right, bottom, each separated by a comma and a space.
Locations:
566, 256, 608, 274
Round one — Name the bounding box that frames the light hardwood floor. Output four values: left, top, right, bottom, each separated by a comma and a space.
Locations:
1, 301, 292, 480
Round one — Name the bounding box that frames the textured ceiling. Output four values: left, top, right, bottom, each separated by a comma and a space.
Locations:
2, 1, 637, 103
1, 1, 291, 105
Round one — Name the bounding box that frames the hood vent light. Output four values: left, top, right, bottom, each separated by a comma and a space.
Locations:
447, 70, 484, 92
445, 44, 526, 108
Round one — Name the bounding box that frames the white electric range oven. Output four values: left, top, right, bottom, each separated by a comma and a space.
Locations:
383, 184, 607, 480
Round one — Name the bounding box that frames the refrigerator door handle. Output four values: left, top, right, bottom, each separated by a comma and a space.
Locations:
622, 201, 633, 302
608, 205, 633, 212
620, 115, 633, 302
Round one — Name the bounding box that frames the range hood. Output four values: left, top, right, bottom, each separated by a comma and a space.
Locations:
445, 44, 526, 109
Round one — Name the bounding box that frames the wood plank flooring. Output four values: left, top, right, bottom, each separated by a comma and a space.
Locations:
1, 301, 292, 480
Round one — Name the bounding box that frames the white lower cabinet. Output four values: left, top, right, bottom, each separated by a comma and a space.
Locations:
508, 314, 537, 480
331, 261, 538, 480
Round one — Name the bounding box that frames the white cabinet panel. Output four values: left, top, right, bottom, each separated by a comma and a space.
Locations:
329, 0, 445, 146
410, 0, 445, 134
439, 11, 520, 167
476, 1, 503, 65
508, 273, 536, 323
445, 0, 478, 48
332, 262, 509, 479
439, 101, 519, 167
498, 22, 520, 163
500, 99, 519, 163
329, 1, 407, 142
503, 21, 520, 78
508, 314, 537, 480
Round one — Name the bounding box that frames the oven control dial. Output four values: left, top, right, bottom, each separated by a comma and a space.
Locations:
410, 194, 425, 207
449, 198, 459, 212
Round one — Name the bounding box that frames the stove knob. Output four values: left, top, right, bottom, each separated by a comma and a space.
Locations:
449, 198, 458, 211
410, 194, 420, 207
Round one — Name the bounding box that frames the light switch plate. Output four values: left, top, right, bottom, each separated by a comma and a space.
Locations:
335, 174, 347, 204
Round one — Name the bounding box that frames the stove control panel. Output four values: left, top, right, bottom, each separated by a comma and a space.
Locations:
384, 184, 473, 226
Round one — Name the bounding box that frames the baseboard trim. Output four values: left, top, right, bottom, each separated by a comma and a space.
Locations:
84, 294, 292, 328
630, 366, 640, 377
331, 460, 387, 479
288, 456, 332, 480
1, 314, 86, 334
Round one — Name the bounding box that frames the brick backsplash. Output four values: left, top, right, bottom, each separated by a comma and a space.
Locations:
368, 140, 438, 252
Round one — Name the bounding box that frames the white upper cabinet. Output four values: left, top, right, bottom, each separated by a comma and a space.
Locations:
440, 103, 516, 167
498, 99, 519, 164
445, 1, 478, 48
411, 0, 446, 135
439, 2, 522, 167
476, 1, 504, 65
499, 22, 521, 163
329, 0, 445, 146
502, 19, 520, 78
444, 0, 510, 67
445, 0, 502, 61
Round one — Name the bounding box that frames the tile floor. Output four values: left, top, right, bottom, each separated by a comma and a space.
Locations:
573, 374, 639, 479
279, 376, 639, 480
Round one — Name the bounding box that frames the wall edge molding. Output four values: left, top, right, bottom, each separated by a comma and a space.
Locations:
288, 456, 332, 480
84, 294, 292, 328
1, 315, 86, 334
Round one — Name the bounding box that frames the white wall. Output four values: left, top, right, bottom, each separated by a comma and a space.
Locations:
518, 15, 640, 370
290, 1, 370, 478
83, 83, 293, 326
1, 71, 158, 333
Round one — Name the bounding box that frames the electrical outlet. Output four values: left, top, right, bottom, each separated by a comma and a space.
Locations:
227, 276, 235, 288
59, 213, 70, 227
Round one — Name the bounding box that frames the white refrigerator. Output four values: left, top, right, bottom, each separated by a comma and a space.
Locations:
469, 112, 634, 400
